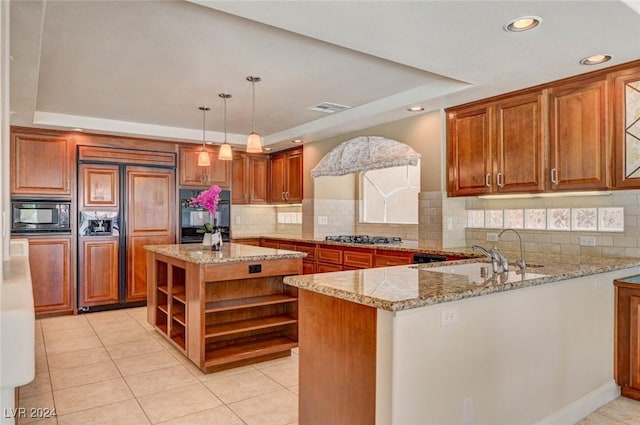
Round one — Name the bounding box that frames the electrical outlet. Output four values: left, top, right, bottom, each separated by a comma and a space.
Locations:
446, 217, 453, 230
441, 308, 459, 326
235, 216, 241, 225
463, 397, 474, 424
579, 236, 596, 247
317, 216, 328, 225
486, 233, 498, 242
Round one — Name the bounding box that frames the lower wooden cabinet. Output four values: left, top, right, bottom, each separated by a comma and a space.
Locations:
79, 237, 119, 308
26, 236, 74, 317
615, 275, 640, 400
373, 250, 413, 267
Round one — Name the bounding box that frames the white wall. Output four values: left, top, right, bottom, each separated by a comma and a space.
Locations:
376, 267, 640, 425
1, 0, 9, 264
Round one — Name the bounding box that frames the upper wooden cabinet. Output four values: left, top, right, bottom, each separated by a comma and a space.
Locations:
231, 151, 269, 205
11, 130, 75, 197
179, 145, 231, 188
548, 76, 610, 191
447, 91, 543, 196
79, 163, 119, 209
269, 147, 303, 204
613, 66, 640, 189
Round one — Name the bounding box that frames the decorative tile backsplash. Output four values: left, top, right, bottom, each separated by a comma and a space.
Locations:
467, 207, 624, 232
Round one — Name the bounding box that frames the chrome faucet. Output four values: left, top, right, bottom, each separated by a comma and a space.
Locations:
498, 228, 526, 272
472, 245, 500, 274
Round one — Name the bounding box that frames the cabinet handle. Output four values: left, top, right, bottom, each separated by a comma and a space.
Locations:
285, 191, 289, 200
496, 173, 504, 188
551, 168, 558, 184
282, 191, 285, 200
485, 174, 491, 187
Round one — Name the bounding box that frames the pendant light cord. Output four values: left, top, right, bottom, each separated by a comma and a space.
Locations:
251, 79, 256, 133
224, 96, 228, 142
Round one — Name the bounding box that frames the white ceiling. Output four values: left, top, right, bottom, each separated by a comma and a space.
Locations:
9, 0, 640, 151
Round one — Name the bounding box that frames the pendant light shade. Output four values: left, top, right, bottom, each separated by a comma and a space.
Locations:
197, 106, 211, 167
246, 76, 263, 153
218, 93, 233, 161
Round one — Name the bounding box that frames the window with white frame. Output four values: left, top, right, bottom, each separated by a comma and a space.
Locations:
361, 162, 420, 224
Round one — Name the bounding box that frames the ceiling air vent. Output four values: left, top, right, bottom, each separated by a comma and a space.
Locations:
308, 102, 352, 114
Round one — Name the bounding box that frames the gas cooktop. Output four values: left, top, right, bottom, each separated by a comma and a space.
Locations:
325, 235, 402, 245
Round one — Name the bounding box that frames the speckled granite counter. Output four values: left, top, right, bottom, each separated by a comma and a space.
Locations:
284, 252, 640, 311
144, 242, 306, 264
233, 234, 477, 258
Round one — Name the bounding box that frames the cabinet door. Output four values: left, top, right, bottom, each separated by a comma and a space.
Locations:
28, 236, 73, 316
495, 92, 544, 193
179, 146, 231, 187
447, 105, 493, 196
269, 153, 286, 203
249, 155, 269, 204
79, 164, 119, 209
11, 131, 74, 196
79, 237, 119, 307
285, 148, 303, 203
232, 151, 248, 204
613, 67, 640, 188
126, 167, 175, 302
548, 77, 610, 191
630, 294, 640, 390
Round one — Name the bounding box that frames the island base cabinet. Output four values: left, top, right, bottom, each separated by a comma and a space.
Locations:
615, 276, 640, 400
147, 251, 301, 373
298, 289, 376, 425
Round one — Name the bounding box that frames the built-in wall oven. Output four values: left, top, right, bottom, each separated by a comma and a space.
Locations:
11, 200, 71, 234
179, 189, 230, 243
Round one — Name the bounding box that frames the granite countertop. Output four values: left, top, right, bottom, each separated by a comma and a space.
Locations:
283, 251, 640, 312
233, 234, 477, 257
145, 243, 307, 265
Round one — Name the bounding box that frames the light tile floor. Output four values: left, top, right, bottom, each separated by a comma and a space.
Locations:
16, 307, 640, 425
17, 307, 298, 425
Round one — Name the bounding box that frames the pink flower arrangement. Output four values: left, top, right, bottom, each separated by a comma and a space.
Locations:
190, 185, 222, 216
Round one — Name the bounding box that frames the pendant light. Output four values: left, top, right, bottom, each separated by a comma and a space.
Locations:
197, 106, 211, 167
246, 76, 263, 153
218, 93, 233, 161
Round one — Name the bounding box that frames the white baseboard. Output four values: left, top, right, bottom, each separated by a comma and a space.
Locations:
535, 381, 620, 425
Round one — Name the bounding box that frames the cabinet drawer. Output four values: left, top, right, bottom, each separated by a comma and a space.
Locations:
302, 260, 317, 275
343, 250, 373, 269
296, 244, 317, 261
317, 247, 343, 265
317, 263, 343, 273
261, 240, 280, 249
279, 243, 299, 251
373, 251, 412, 268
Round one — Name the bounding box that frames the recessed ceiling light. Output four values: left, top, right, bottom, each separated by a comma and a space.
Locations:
73, 128, 84, 132
407, 106, 424, 112
291, 139, 303, 144
504, 16, 541, 32
263, 147, 273, 152
580, 54, 612, 65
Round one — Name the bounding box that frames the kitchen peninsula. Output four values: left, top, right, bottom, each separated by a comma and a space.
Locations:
145, 243, 306, 373
285, 253, 640, 425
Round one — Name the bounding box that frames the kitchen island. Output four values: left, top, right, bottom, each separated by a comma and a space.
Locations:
145, 243, 306, 373
284, 253, 640, 425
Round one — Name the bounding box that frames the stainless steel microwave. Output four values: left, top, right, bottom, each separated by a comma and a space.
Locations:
11, 201, 71, 234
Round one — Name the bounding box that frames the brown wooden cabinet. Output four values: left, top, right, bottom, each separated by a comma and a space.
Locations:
79, 237, 119, 307
548, 76, 610, 191
269, 147, 303, 203
79, 163, 119, 209
373, 249, 413, 267
231, 151, 269, 204
179, 145, 231, 187
11, 130, 75, 197
147, 250, 300, 372
613, 66, 640, 188
615, 275, 640, 400
447, 91, 543, 196
126, 166, 176, 302
26, 236, 74, 317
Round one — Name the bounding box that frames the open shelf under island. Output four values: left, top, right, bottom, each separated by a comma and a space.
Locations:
145, 243, 306, 373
